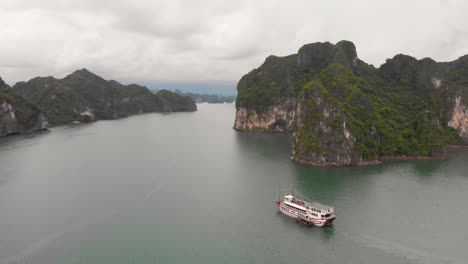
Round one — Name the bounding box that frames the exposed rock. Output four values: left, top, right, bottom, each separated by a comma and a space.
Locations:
291, 65, 380, 166
0, 77, 48, 137
235, 41, 364, 132
234, 100, 295, 132
292, 95, 365, 166
235, 40, 462, 166
449, 96, 468, 141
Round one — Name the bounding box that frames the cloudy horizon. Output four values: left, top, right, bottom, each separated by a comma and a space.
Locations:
1, 0, 468, 86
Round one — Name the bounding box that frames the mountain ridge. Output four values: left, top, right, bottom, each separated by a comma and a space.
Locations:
0, 69, 197, 137
13, 69, 197, 125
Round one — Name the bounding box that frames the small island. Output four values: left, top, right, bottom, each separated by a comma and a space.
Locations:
234, 40, 468, 166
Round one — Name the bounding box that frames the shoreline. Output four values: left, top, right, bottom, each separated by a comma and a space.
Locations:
232, 126, 291, 134
0, 127, 49, 139
291, 154, 449, 167
0, 109, 198, 139
380, 155, 447, 161
290, 156, 382, 167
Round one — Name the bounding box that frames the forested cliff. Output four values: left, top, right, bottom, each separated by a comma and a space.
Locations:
235, 41, 467, 166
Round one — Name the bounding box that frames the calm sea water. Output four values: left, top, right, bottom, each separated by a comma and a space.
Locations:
0, 103, 467, 264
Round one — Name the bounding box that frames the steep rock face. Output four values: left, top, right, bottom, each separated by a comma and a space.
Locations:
234, 100, 295, 132
292, 88, 366, 166
0, 77, 48, 137
235, 40, 461, 166
291, 65, 380, 166
449, 96, 468, 141
443, 55, 468, 141
13, 69, 196, 125
235, 41, 358, 132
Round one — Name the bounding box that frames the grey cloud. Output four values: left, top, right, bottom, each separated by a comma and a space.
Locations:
1, 0, 468, 85
215, 46, 263, 61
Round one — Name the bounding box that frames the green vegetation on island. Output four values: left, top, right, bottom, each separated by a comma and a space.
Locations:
0, 77, 47, 136
235, 41, 468, 165
1, 69, 197, 137
13, 69, 197, 125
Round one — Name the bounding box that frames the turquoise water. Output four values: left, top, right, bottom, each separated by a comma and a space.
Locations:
0, 103, 467, 264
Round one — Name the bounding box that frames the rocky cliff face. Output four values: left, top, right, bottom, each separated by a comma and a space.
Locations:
234, 100, 295, 132
443, 56, 468, 141
449, 96, 468, 141
235, 40, 466, 166
235, 41, 361, 132
0, 77, 48, 137
13, 69, 196, 125
291, 65, 380, 166
292, 91, 366, 166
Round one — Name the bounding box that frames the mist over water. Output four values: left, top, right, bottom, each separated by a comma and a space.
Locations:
0, 103, 467, 264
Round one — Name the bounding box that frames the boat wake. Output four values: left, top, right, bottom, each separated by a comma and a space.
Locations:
359, 234, 465, 264
0, 211, 118, 264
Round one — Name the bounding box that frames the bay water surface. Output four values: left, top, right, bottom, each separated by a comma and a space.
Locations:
0, 103, 467, 264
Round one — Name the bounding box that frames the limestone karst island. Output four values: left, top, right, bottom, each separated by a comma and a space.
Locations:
1, 1, 468, 263
234, 41, 468, 166
1, 69, 196, 136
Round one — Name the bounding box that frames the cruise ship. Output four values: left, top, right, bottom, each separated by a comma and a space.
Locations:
276, 193, 336, 227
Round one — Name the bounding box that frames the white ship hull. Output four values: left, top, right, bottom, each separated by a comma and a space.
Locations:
276, 197, 335, 227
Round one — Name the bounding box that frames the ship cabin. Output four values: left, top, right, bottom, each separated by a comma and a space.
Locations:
283, 195, 334, 219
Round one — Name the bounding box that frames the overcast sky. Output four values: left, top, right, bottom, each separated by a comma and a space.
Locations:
1, 0, 468, 86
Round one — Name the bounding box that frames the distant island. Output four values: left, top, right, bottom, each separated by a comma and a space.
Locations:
147, 83, 236, 97
150, 89, 235, 104
174, 90, 235, 104
234, 40, 468, 166
0, 69, 196, 137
